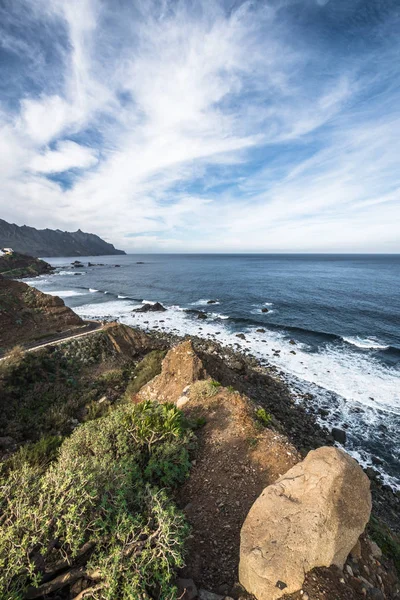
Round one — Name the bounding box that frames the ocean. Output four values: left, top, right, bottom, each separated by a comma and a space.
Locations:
27, 254, 400, 489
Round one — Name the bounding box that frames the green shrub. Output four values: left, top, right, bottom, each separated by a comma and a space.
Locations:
0, 400, 192, 600
209, 379, 221, 388
255, 408, 272, 427
124, 350, 166, 398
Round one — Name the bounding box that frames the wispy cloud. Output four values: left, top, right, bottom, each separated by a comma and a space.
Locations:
0, 0, 399, 251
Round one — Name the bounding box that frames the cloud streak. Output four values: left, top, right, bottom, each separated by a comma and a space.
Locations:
0, 0, 399, 251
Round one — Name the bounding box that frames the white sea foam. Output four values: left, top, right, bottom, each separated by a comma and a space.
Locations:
142, 299, 156, 305
23, 277, 50, 286
89, 288, 99, 293
45, 290, 86, 298
74, 299, 133, 321
209, 312, 230, 320
58, 271, 76, 276
343, 336, 389, 350
118, 294, 129, 299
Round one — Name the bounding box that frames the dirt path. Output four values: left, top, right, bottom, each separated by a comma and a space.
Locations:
0, 320, 103, 360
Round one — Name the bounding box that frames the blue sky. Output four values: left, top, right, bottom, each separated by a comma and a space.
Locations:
0, 0, 399, 252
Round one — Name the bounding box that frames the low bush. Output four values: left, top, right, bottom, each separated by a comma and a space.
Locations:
0, 400, 192, 600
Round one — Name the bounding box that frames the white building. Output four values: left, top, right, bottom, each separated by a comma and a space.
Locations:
0, 248, 13, 255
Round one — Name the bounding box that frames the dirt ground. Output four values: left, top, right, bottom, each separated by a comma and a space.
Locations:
177, 386, 300, 594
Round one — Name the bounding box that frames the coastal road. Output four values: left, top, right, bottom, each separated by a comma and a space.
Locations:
0, 320, 104, 360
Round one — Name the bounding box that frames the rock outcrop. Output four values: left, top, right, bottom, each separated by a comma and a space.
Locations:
132, 302, 167, 313
239, 447, 371, 600
138, 340, 206, 403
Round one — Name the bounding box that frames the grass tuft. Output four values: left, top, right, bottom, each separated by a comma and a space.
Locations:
190, 379, 220, 401
255, 407, 272, 427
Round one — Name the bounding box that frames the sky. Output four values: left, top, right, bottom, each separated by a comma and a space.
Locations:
0, 0, 399, 253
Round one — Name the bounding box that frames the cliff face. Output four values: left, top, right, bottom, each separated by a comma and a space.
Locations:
0, 276, 84, 351
0, 219, 126, 257
0, 251, 53, 279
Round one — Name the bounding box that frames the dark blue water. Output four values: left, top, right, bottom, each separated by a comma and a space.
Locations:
28, 254, 400, 487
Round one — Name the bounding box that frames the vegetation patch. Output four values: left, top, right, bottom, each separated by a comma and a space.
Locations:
6, 435, 64, 473
0, 339, 136, 443
190, 379, 221, 401
369, 516, 400, 575
0, 400, 193, 600
124, 349, 167, 398
255, 407, 273, 427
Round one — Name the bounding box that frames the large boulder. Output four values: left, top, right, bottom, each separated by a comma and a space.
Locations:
239, 447, 371, 600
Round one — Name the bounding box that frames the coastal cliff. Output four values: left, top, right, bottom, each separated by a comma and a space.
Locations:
0, 218, 125, 257
0, 276, 84, 351
0, 250, 54, 279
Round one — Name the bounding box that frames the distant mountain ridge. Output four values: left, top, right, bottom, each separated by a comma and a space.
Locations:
0, 219, 125, 257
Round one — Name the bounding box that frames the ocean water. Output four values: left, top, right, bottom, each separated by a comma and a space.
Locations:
28, 254, 400, 488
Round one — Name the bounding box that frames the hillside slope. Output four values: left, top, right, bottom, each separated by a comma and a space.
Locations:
0, 276, 84, 351
0, 218, 125, 257
0, 251, 53, 279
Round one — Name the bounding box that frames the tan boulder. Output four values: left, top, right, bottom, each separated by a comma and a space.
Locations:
239, 447, 371, 600
138, 340, 205, 403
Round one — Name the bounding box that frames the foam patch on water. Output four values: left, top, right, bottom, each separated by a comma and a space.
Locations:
343, 336, 389, 350
74, 299, 133, 321
45, 290, 87, 298
22, 277, 50, 286
89, 288, 99, 293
